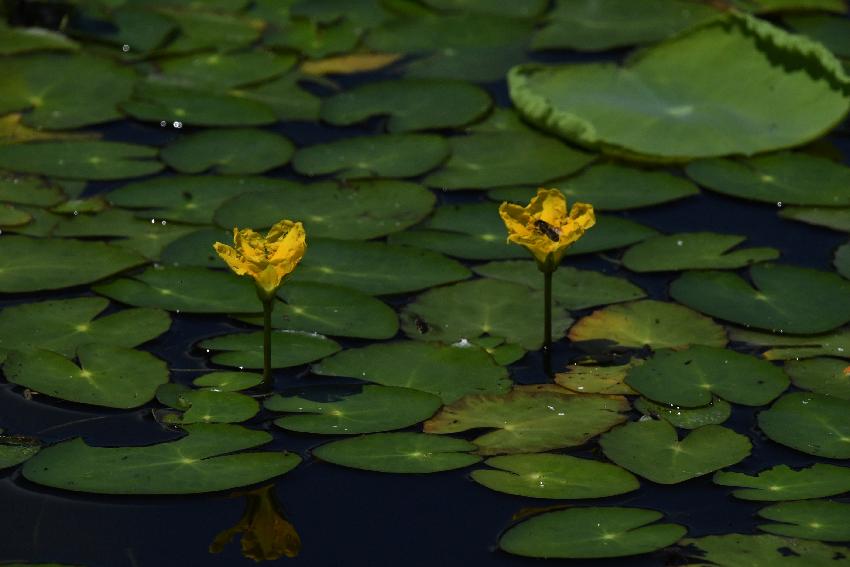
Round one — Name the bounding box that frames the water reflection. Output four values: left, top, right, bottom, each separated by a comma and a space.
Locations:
210, 484, 300, 562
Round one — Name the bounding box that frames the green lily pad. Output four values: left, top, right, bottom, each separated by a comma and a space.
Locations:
729, 326, 850, 361
166, 390, 260, 424
0, 53, 134, 129
192, 371, 263, 392
623, 233, 779, 272
95, 266, 259, 313
735, 0, 848, 13
160, 128, 294, 174
3, 344, 168, 409
0, 141, 162, 180
634, 397, 731, 429
159, 7, 263, 54
229, 72, 321, 121
400, 279, 573, 351
680, 534, 850, 567
237, 282, 398, 340
51, 196, 107, 215
50, 208, 192, 240
0, 205, 31, 227
0, 22, 78, 55
80, 5, 175, 54
213, 179, 435, 240
758, 392, 850, 458
714, 463, 850, 501
423, 131, 594, 190
109, 175, 298, 224
199, 330, 341, 369
404, 41, 530, 83
470, 336, 526, 366
836, 241, 850, 279
758, 500, 850, 541
0, 173, 65, 207
289, 0, 388, 26
22, 424, 301, 494
292, 134, 449, 178
320, 79, 491, 132
779, 206, 850, 233
0, 297, 169, 358
266, 384, 442, 434
312, 341, 511, 404
0, 236, 146, 293
555, 361, 639, 395
474, 261, 646, 310
531, 0, 718, 52
500, 507, 687, 559
0, 431, 40, 470
625, 345, 788, 407
313, 432, 480, 473
159, 227, 230, 267
290, 239, 470, 295
784, 358, 850, 400
509, 14, 850, 160
568, 300, 728, 350
424, 390, 630, 455
366, 13, 532, 52
420, 0, 547, 18
686, 153, 850, 206
600, 420, 752, 484
158, 50, 296, 89
785, 14, 850, 59
670, 264, 850, 334
264, 17, 360, 58
471, 454, 639, 499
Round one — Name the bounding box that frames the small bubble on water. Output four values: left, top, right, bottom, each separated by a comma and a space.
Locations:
122, 44, 130, 52
161, 220, 167, 225
160, 121, 167, 127
173, 121, 183, 129
676, 240, 683, 246
150, 218, 156, 224
73, 210, 79, 216
777, 201, 783, 207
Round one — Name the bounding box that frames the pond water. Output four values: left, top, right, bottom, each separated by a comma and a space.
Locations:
2, 1, 850, 566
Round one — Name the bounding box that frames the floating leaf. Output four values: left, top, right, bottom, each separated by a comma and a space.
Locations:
0, 430, 40, 470
230, 73, 321, 121
0, 173, 65, 207
680, 534, 850, 567
404, 42, 529, 83
400, 279, 573, 350
670, 264, 850, 334
289, 239, 470, 295
500, 507, 686, 559
758, 392, 850, 458
555, 362, 639, 395
758, 500, 850, 541
366, 13, 532, 53
836, 241, 850, 279
784, 357, 850, 400
424, 390, 629, 455
779, 206, 850, 233
22, 424, 301, 494
160, 129, 294, 175
714, 463, 850, 501
320, 79, 491, 132
0, 205, 31, 227
625, 345, 788, 407
0, 22, 78, 55
420, 0, 547, 18
568, 300, 728, 350
729, 326, 850, 361
0, 236, 146, 293
685, 153, 850, 205
471, 454, 639, 499
509, 15, 850, 160
292, 134, 449, 178
158, 50, 296, 89
192, 371, 263, 392
623, 233, 778, 272
300, 52, 402, 75
167, 390, 260, 424
312, 341, 510, 403
266, 384, 442, 434
600, 420, 751, 484
786, 14, 850, 58
4, 344, 168, 409
0, 141, 162, 180
199, 331, 341, 369
634, 397, 731, 429
735, 0, 848, 14
265, 17, 360, 58
0, 297, 169, 357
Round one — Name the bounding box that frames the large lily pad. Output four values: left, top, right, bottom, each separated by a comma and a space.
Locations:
680, 534, 850, 567
471, 454, 639, 499
266, 384, 442, 434
400, 279, 573, 351
622, 233, 779, 272
193, 371, 263, 392
686, 153, 850, 205
729, 326, 850, 361
3, 344, 168, 409
714, 463, 850, 501
320, 79, 491, 132
500, 507, 686, 559
213, 180, 435, 240
634, 396, 731, 429
158, 50, 296, 89
292, 134, 449, 178
22, 424, 301, 494
0, 236, 146, 293
758, 392, 850, 458
0, 297, 169, 357
786, 14, 850, 59
474, 261, 645, 310
509, 14, 850, 160
600, 420, 752, 484
758, 500, 850, 541
289, 239, 471, 295
625, 345, 788, 407
419, 0, 547, 18
424, 390, 630, 455
555, 361, 639, 395
199, 331, 341, 369
0, 141, 162, 180
0, 173, 65, 207
264, 17, 360, 58
783, 357, 850, 400
313, 432, 481, 473
670, 264, 850, 334
312, 341, 511, 403
230, 72, 322, 121
568, 300, 728, 350
779, 206, 850, 233
160, 128, 294, 174
165, 390, 260, 424
0, 22, 78, 55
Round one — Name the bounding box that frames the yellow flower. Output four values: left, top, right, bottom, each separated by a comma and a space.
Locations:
499, 188, 595, 271
210, 485, 301, 562
214, 220, 306, 298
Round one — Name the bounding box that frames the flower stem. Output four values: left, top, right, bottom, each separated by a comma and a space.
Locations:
262, 297, 274, 391
543, 268, 553, 378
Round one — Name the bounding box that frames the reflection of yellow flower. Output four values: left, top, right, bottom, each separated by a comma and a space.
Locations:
499, 188, 595, 271
214, 220, 306, 298
210, 485, 301, 562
